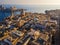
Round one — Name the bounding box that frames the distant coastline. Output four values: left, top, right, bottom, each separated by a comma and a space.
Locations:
1, 4, 60, 13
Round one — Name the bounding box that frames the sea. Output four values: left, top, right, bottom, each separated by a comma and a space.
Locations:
0, 5, 60, 21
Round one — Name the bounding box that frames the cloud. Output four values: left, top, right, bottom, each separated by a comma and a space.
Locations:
0, 0, 60, 5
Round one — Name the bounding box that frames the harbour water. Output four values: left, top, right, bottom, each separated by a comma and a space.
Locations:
0, 5, 60, 21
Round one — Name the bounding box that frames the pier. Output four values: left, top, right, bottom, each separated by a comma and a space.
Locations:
0, 5, 26, 16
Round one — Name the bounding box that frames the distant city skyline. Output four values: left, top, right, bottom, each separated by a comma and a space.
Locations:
0, 0, 60, 5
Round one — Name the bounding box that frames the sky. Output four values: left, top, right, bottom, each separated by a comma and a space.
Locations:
0, 0, 60, 5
